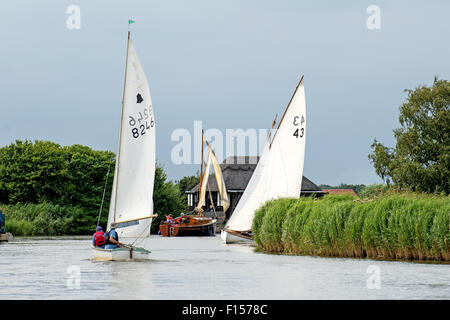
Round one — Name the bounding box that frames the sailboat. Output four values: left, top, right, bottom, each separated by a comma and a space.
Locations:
221, 76, 307, 244
159, 142, 227, 237
92, 31, 157, 260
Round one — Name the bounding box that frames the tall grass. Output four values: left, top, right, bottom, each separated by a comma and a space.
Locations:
1, 202, 91, 236
253, 193, 450, 262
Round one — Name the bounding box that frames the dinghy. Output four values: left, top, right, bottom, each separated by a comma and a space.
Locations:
91, 245, 150, 261
222, 76, 307, 243
92, 31, 156, 261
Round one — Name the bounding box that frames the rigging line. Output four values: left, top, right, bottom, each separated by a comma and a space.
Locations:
207, 179, 217, 218
130, 219, 153, 247
97, 160, 113, 226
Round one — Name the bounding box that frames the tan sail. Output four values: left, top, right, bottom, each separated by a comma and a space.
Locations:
195, 142, 230, 212
208, 143, 230, 212
195, 147, 211, 211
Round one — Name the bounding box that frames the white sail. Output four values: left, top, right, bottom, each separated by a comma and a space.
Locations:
224, 77, 306, 233
225, 140, 270, 232
265, 78, 306, 200
107, 35, 156, 238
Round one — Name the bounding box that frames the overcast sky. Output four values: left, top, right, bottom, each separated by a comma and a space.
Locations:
0, 1, 449, 185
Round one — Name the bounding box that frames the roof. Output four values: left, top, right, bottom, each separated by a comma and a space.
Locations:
188, 156, 324, 194
322, 189, 359, 197
189, 156, 257, 193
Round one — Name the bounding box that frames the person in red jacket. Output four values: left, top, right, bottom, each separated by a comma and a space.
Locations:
92, 226, 106, 248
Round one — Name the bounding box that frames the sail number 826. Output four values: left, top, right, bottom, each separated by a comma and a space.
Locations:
128, 109, 154, 139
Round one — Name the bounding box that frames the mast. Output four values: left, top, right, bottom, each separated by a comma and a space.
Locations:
267, 114, 278, 142
270, 75, 304, 149
200, 129, 204, 188
113, 31, 131, 223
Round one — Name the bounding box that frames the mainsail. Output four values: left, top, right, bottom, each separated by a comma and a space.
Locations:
195, 148, 212, 211
209, 144, 230, 213
107, 32, 156, 238
224, 76, 306, 233
195, 143, 230, 212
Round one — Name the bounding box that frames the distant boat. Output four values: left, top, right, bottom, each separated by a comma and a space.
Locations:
92, 31, 156, 260
159, 142, 226, 237
0, 233, 13, 242
159, 215, 217, 237
221, 76, 307, 243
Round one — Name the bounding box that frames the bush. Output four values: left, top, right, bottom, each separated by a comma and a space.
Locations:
1, 202, 93, 236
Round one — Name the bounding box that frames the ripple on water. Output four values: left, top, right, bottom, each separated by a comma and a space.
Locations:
1, 236, 449, 299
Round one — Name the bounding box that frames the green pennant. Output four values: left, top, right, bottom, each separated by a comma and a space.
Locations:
128, 19, 135, 25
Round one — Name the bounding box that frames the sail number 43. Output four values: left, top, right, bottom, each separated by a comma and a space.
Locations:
129, 106, 154, 139
293, 115, 305, 138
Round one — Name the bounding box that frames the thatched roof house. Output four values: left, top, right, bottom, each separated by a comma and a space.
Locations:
186, 156, 325, 219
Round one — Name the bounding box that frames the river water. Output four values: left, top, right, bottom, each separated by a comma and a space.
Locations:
0, 236, 449, 300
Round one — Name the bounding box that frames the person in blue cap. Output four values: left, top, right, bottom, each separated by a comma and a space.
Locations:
92, 225, 106, 248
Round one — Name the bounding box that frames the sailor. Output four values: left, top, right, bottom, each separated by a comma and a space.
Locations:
205, 204, 214, 216
105, 223, 124, 249
176, 212, 186, 224
92, 226, 106, 248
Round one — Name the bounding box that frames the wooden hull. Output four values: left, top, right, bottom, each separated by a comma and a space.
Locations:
91, 245, 150, 261
0, 233, 13, 242
160, 216, 216, 237
221, 229, 253, 244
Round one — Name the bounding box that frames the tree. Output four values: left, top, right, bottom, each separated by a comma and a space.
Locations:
0, 140, 190, 235
369, 77, 450, 194
151, 165, 186, 234
0, 140, 115, 234
176, 175, 200, 201
0, 140, 114, 208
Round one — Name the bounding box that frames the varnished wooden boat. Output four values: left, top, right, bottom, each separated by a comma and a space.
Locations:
160, 215, 216, 237
0, 232, 13, 242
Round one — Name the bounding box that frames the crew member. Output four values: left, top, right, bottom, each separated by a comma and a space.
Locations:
105, 223, 124, 249
92, 226, 106, 248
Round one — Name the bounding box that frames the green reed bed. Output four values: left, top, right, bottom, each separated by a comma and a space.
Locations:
1, 202, 89, 236
253, 193, 450, 262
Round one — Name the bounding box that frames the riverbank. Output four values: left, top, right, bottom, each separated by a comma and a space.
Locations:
253, 193, 450, 262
